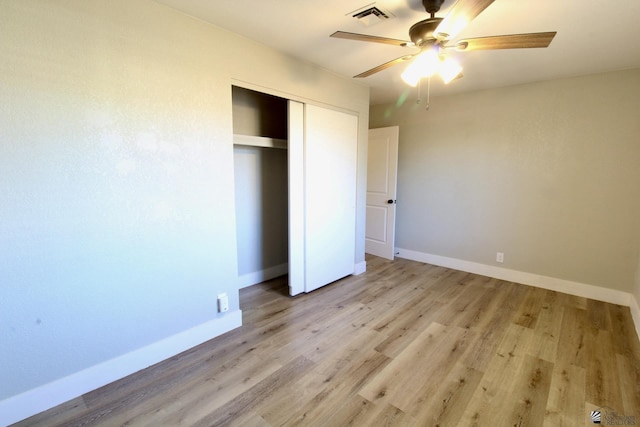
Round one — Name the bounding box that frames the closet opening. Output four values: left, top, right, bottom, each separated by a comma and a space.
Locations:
232, 86, 289, 290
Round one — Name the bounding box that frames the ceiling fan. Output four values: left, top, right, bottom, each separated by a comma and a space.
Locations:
331, 0, 556, 85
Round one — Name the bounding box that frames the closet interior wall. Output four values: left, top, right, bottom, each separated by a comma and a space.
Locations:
232, 86, 289, 288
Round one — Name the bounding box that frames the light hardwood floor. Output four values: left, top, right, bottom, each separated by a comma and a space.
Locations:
15, 255, 640, 426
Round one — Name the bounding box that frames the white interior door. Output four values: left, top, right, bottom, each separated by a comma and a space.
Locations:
304, 104, 358, 292
365, 126, 399, 260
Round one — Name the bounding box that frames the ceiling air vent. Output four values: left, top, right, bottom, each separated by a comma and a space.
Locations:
348, 4, 395, 27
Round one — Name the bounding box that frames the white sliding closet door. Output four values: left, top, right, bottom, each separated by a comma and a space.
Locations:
304, 104, 358, 292
288, 101, 358, 296
288, 101, 305, 296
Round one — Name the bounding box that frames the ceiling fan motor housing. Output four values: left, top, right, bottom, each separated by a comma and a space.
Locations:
411, 0, 445, 46
409, 18, 443, 46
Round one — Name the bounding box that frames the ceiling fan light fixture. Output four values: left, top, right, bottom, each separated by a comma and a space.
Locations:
401, 49, 439, 86
415, 49, 440, 76
402, 49, 462, 86
401, 62, 421, 87
439, 56, 463, 84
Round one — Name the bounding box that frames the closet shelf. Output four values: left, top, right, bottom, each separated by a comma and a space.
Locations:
233, 134, 287, 149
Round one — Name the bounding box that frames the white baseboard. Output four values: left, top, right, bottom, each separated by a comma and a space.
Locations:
396, 248, 640, 341
238, 263, 288, 289
0, 310, 242, 427
354, 260, 367, 275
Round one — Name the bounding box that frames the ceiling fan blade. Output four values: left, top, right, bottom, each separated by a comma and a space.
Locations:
434, 0, 495, 40
331, 31, 412, 47
454, 32, 557, 51
354, 54, 416, 78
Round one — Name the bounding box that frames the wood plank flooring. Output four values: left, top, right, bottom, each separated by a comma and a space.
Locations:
15, 255, 640, 426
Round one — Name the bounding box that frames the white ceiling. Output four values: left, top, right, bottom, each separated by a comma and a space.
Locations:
156, 0, 640, 105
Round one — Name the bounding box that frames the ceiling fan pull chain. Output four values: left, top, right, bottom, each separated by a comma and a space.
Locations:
425, 76, 431, 111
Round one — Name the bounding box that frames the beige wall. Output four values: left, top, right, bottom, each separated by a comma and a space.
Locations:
0, 0, 368, 406
370, 69, 640, 293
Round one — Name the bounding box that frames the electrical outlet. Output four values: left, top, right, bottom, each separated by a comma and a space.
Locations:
496, 252, 504, 263
217, 293, 229, 313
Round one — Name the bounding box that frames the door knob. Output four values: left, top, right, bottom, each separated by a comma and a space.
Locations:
387, 199, 394, 204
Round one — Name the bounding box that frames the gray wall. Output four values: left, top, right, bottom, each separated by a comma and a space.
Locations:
370, 69, 640, 295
